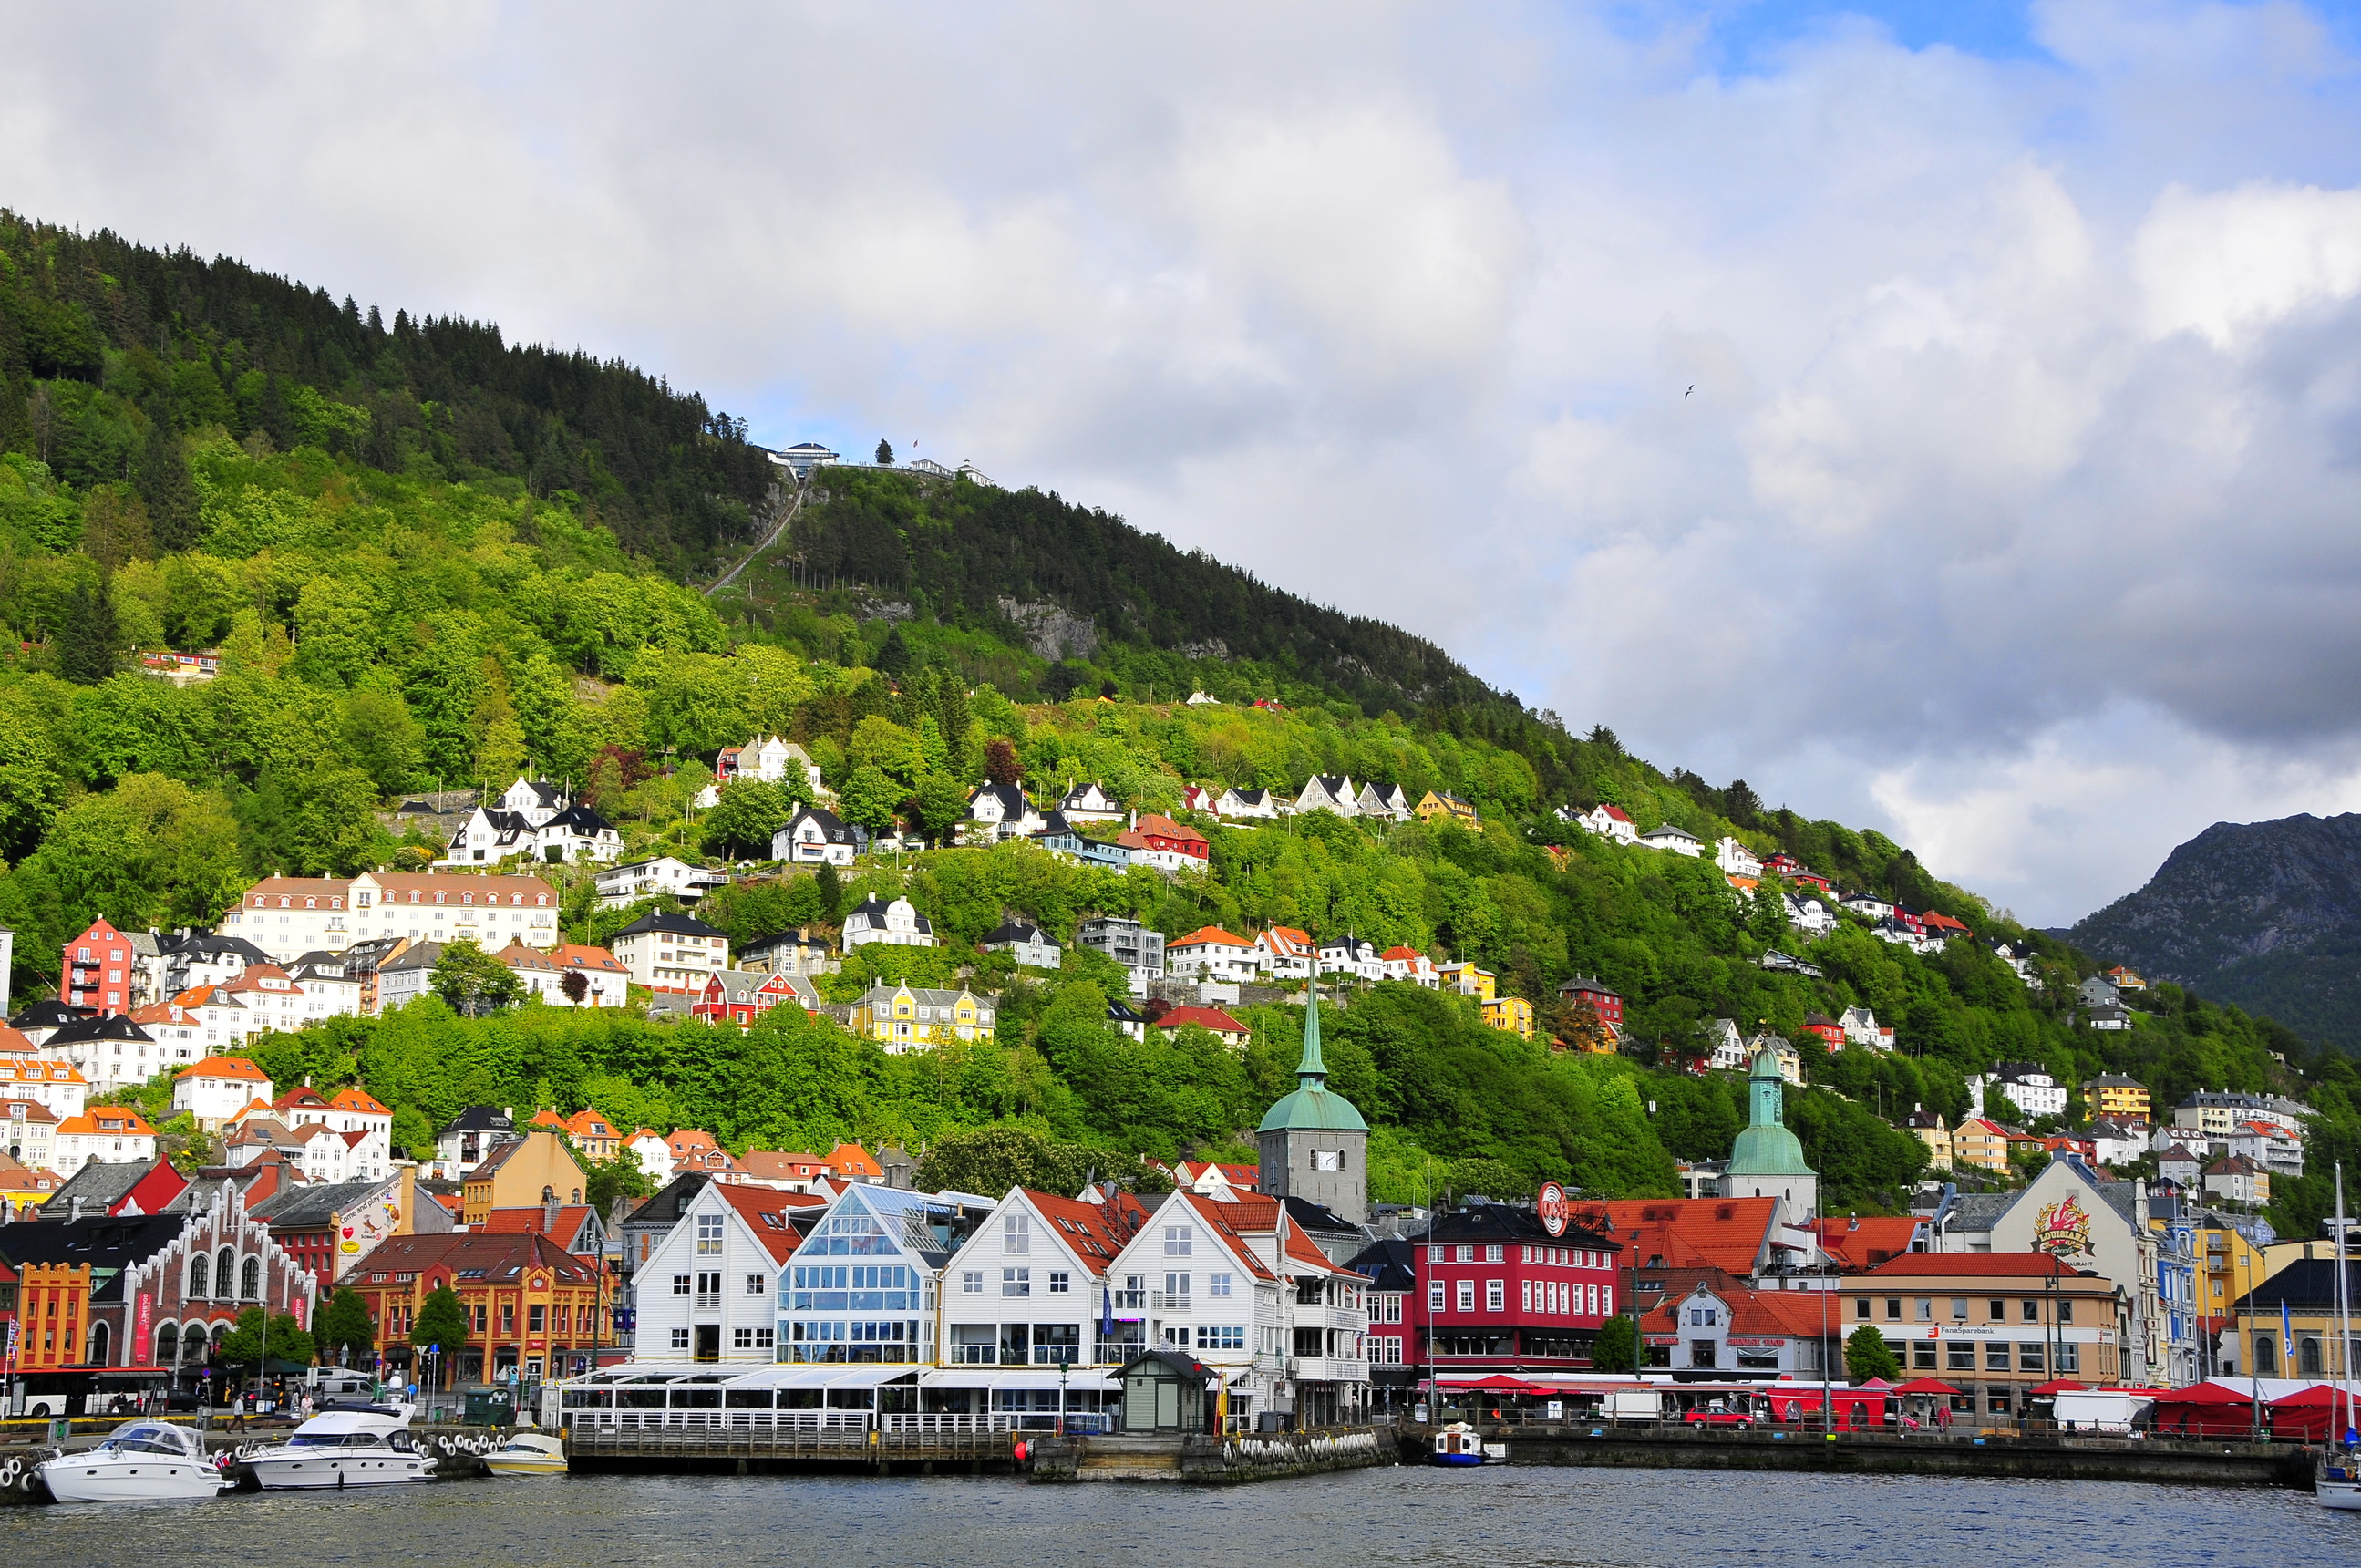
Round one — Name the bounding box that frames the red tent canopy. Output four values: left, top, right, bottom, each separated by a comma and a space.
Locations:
1891, 1377, 1962, 1396
2149, 1381, 2256, 1437
2270, 1384, 2361, 1441
2028, 1379, 2088, 1396
1456, 1374, 1551, 1394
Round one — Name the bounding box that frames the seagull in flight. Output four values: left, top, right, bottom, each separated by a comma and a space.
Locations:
1684, 385, 1694, 399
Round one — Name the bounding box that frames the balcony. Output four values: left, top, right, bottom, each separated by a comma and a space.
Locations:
1150, 1292, 1193, 1312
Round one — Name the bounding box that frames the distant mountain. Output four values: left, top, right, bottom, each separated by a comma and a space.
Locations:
2067, 813, 2361, 1052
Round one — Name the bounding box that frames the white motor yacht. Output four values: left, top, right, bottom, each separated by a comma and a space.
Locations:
36, 1419, 232, 1502
244, 1404, 436, 1489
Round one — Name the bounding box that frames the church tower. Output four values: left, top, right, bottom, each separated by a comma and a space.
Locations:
1255, 986, 1368, 1223
1719, 1044, 1820, 1225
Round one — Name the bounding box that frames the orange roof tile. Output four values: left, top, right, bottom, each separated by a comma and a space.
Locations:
1171, 925, 1252, 949
176, 1057, 270, 1082
717, 1185, 829, 1264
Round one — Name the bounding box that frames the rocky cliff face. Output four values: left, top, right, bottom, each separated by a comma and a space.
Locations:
2067, 813, 2361, 1051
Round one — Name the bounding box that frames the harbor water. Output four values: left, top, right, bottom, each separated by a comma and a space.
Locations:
2, 1462, 2352, 1568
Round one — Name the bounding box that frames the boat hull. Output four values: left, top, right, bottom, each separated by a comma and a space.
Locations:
36, 1458, 230, 1502
1430, 1452, 1485, 1467
482, 1455, 569, 1477
248, 1452, 435, 1489
2317, 1477, 2361, 1511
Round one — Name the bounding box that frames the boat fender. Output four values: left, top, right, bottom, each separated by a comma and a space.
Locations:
1014, 1440, 1027, 1463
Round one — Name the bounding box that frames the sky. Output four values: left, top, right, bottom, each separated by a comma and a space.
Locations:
6, 1, 2361, 925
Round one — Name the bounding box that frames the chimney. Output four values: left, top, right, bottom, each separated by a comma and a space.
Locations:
396, 1159, 417, 1234
68, 1196, 83, 1223
543, 1193, 560, 1233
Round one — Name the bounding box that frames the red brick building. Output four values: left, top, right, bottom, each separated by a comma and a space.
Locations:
1358, 1200, 1624, 1375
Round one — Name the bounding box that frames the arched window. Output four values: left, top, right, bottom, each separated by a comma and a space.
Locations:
155, 1322, 179, 1367
87, 1321, 109, 1366
541, 1185, 556, 1204
181, 1324, 208, 1366
188, 1253, 210, 1299
240, 1255, 262, 1300
216, 1247, 236, 1300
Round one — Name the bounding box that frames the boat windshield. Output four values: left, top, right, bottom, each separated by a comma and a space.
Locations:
287, 1430, 389, 1449
97, 1424, 193, 1456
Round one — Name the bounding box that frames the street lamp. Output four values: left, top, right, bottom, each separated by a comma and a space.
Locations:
1057, 1359, 1068, 1437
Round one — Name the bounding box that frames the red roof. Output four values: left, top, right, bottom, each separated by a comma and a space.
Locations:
824, 1142, 882, 1178
1645, 1285, 1836, 1339
1811, 1216, 1923, 1272
1158, 1006, 1249, 1037
1024, 1189, 1132, 1275
1134, 813, 1209, 848
330, 1087, 390, 1116
1599, 805, 1634, 822
1571, 1198, 1778, 1275
1170, 1191, 1277, 1280
176, 1057, 270, 1082
1171, 925, 1251, 949
717, 1184, 828, 1263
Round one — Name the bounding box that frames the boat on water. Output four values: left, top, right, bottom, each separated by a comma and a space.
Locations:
35, 1419, 232, 1502
481, 1431, 568, 1477
243, 1405, 436, 1490
2313, 1162, 2358, 1513
2317, 1451, 2361, 1511
1431, 1422, 1486, 1467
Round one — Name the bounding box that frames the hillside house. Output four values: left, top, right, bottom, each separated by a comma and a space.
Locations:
1714, 837, 1762, 877
1168, 927, 1259, 984
841, 895, 936, 950
1435, 962, 1494, 999
737, 930, 837, 977
1154, 1005, 1252, 1050
1380, 947, 1439, 987
1481, 995, 1534, 1040
1317, 934, 1385, 984
593, 856, 733, 910
1356, 782, 1415, 821
1557, 976, 1624, 1027
1215, 787, 1281, 820
692, 971, 822, 1028
852, 983, 995, 1051
1075, 917, 1165, 994
1838, 1006, 1892, 1051
1294, 776, 1359, 817
1638, 823, 1704, 857
1125, 813, 1211, 872
1415, 790, 1480, 828
965, 784, 1046, 843
1056, 781, 1124, 824
612, 911, 732, 991
772, 804, 862, 866
1575, 803, 1638, 843
51, 1107, 158, 1178
1253, 926, 1316, 981
982, 918, 1062, 969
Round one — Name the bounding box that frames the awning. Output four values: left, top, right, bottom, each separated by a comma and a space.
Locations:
2027, 1379, 2088, 1397
919, 1368, 1120, 1392
1455, 1374, 1553, 1395
1890, 1378, 1963, 1396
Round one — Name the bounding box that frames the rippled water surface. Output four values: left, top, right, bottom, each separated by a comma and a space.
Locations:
3, 1464, 2351, 1568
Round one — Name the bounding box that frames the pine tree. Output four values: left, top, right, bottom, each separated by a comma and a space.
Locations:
874, 438, 894, 465
136, 419, 201, 552
255, 374, 296, 450
56, 572, 120, 685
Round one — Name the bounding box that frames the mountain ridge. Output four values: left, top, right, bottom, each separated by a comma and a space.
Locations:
2067, 812, 2361, 1053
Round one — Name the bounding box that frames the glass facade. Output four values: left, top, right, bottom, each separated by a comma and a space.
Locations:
779, 1207, 923, 1362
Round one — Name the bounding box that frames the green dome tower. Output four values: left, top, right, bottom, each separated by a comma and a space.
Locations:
1256, 985, 1368, 1223
1720, 1043, 1820, 1225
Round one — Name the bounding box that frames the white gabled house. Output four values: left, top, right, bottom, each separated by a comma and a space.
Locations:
1638, 823, 1705, 856
1293, 776, 1359, 817
632, 1181, 822, 1364
1316, 934, 1385, 984
1215, 787, 1281, 820
1838, 1006, 1894, 1052
1714, 837, 1762, 877
841, 895, 936, 949
1576, 803, 1638, 843
981, 919, 1061, 970
594, 856, 735, 910
1785, 893, 1838, 938
1355, 782, 1414, 822
965, 784, 1046, 843
1379, 946, 1439, 987
1252, 926, 1316, 981
778, 1184, 998, 1367
1056, 781, 1124, 824
1841, 891, 1895, 921
771, 804, 862, 867
1106, 1191, 1370, 1429
937, 1188, 1137, 1372
1703, 1017, 1748, 1072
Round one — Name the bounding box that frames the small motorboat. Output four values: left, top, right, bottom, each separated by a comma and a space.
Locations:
481, 1431, 569, 1477
1431, 1421, 1486, 1467
35, 1419, 232, 1502
244, 1404, 436, 1489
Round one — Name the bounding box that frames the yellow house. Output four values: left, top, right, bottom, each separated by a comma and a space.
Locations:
1906, 1109, 1953, 1171
1435, 962, 1495, 1000
1479, 995, 1534, 1041
852, 982, 995, 1053
1415, 790, 1481, 828
2189, 1219, 2270, 1332
1951, 1117, 2012, 1174
460, 1130, 587, 1226
2081, 1074, 2151, 1122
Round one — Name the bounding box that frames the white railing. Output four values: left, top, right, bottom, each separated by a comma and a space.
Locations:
1151, 1292, 1192, 1311
569, 1408, 872, 1433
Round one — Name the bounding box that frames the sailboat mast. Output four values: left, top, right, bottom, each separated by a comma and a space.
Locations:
2336, 1161, 2351, 1446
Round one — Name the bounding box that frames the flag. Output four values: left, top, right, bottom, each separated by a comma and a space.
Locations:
2283, 1300, 2293, 1368
1100, 1284, 1115, 1341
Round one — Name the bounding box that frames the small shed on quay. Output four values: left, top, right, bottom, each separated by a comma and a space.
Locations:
1117, 1348, 1216, 1435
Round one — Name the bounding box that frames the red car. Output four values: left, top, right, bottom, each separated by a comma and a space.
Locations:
1686, 1408, 1757, 1429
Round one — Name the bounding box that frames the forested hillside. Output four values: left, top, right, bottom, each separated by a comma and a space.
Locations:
3, 208, 2355, 1239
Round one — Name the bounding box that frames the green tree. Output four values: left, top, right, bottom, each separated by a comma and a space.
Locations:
875, 438, 894, 465
838, 764, 902, 833
704, 778, 789, 858
1748, 877, 1789, 948
319, 1287, 376, 1363
135, 419, 201, 553
57, 570, 122, 684
911, 774, 971, 844
585, 1154, 655, 1212
410, 1285, 471, 1387
215, 1306, 316, 1377
1590, 1314, 1639, 1373
431, 938, 524, 1016
814, 863, 844, 922
1844, 1322, 1900, 1382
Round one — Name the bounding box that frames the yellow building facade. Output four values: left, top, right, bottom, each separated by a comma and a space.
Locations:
1435, 962, 1495, 1000
2081, 1075, 2151, 1122
1414, 791, 1480, 828
852, 983, 995, 1053
1479, 995, 1534, 1040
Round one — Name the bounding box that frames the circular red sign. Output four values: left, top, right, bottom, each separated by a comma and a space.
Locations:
1538, 1181, 1571, 1236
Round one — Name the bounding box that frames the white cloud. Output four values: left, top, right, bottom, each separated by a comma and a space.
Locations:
5, 1, 2361, 923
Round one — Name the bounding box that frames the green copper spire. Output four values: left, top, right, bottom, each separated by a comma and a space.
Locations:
1725, 1041, 1816, 1178
1296, 982, 1328, 1087
1256, 981, 1366, 1133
